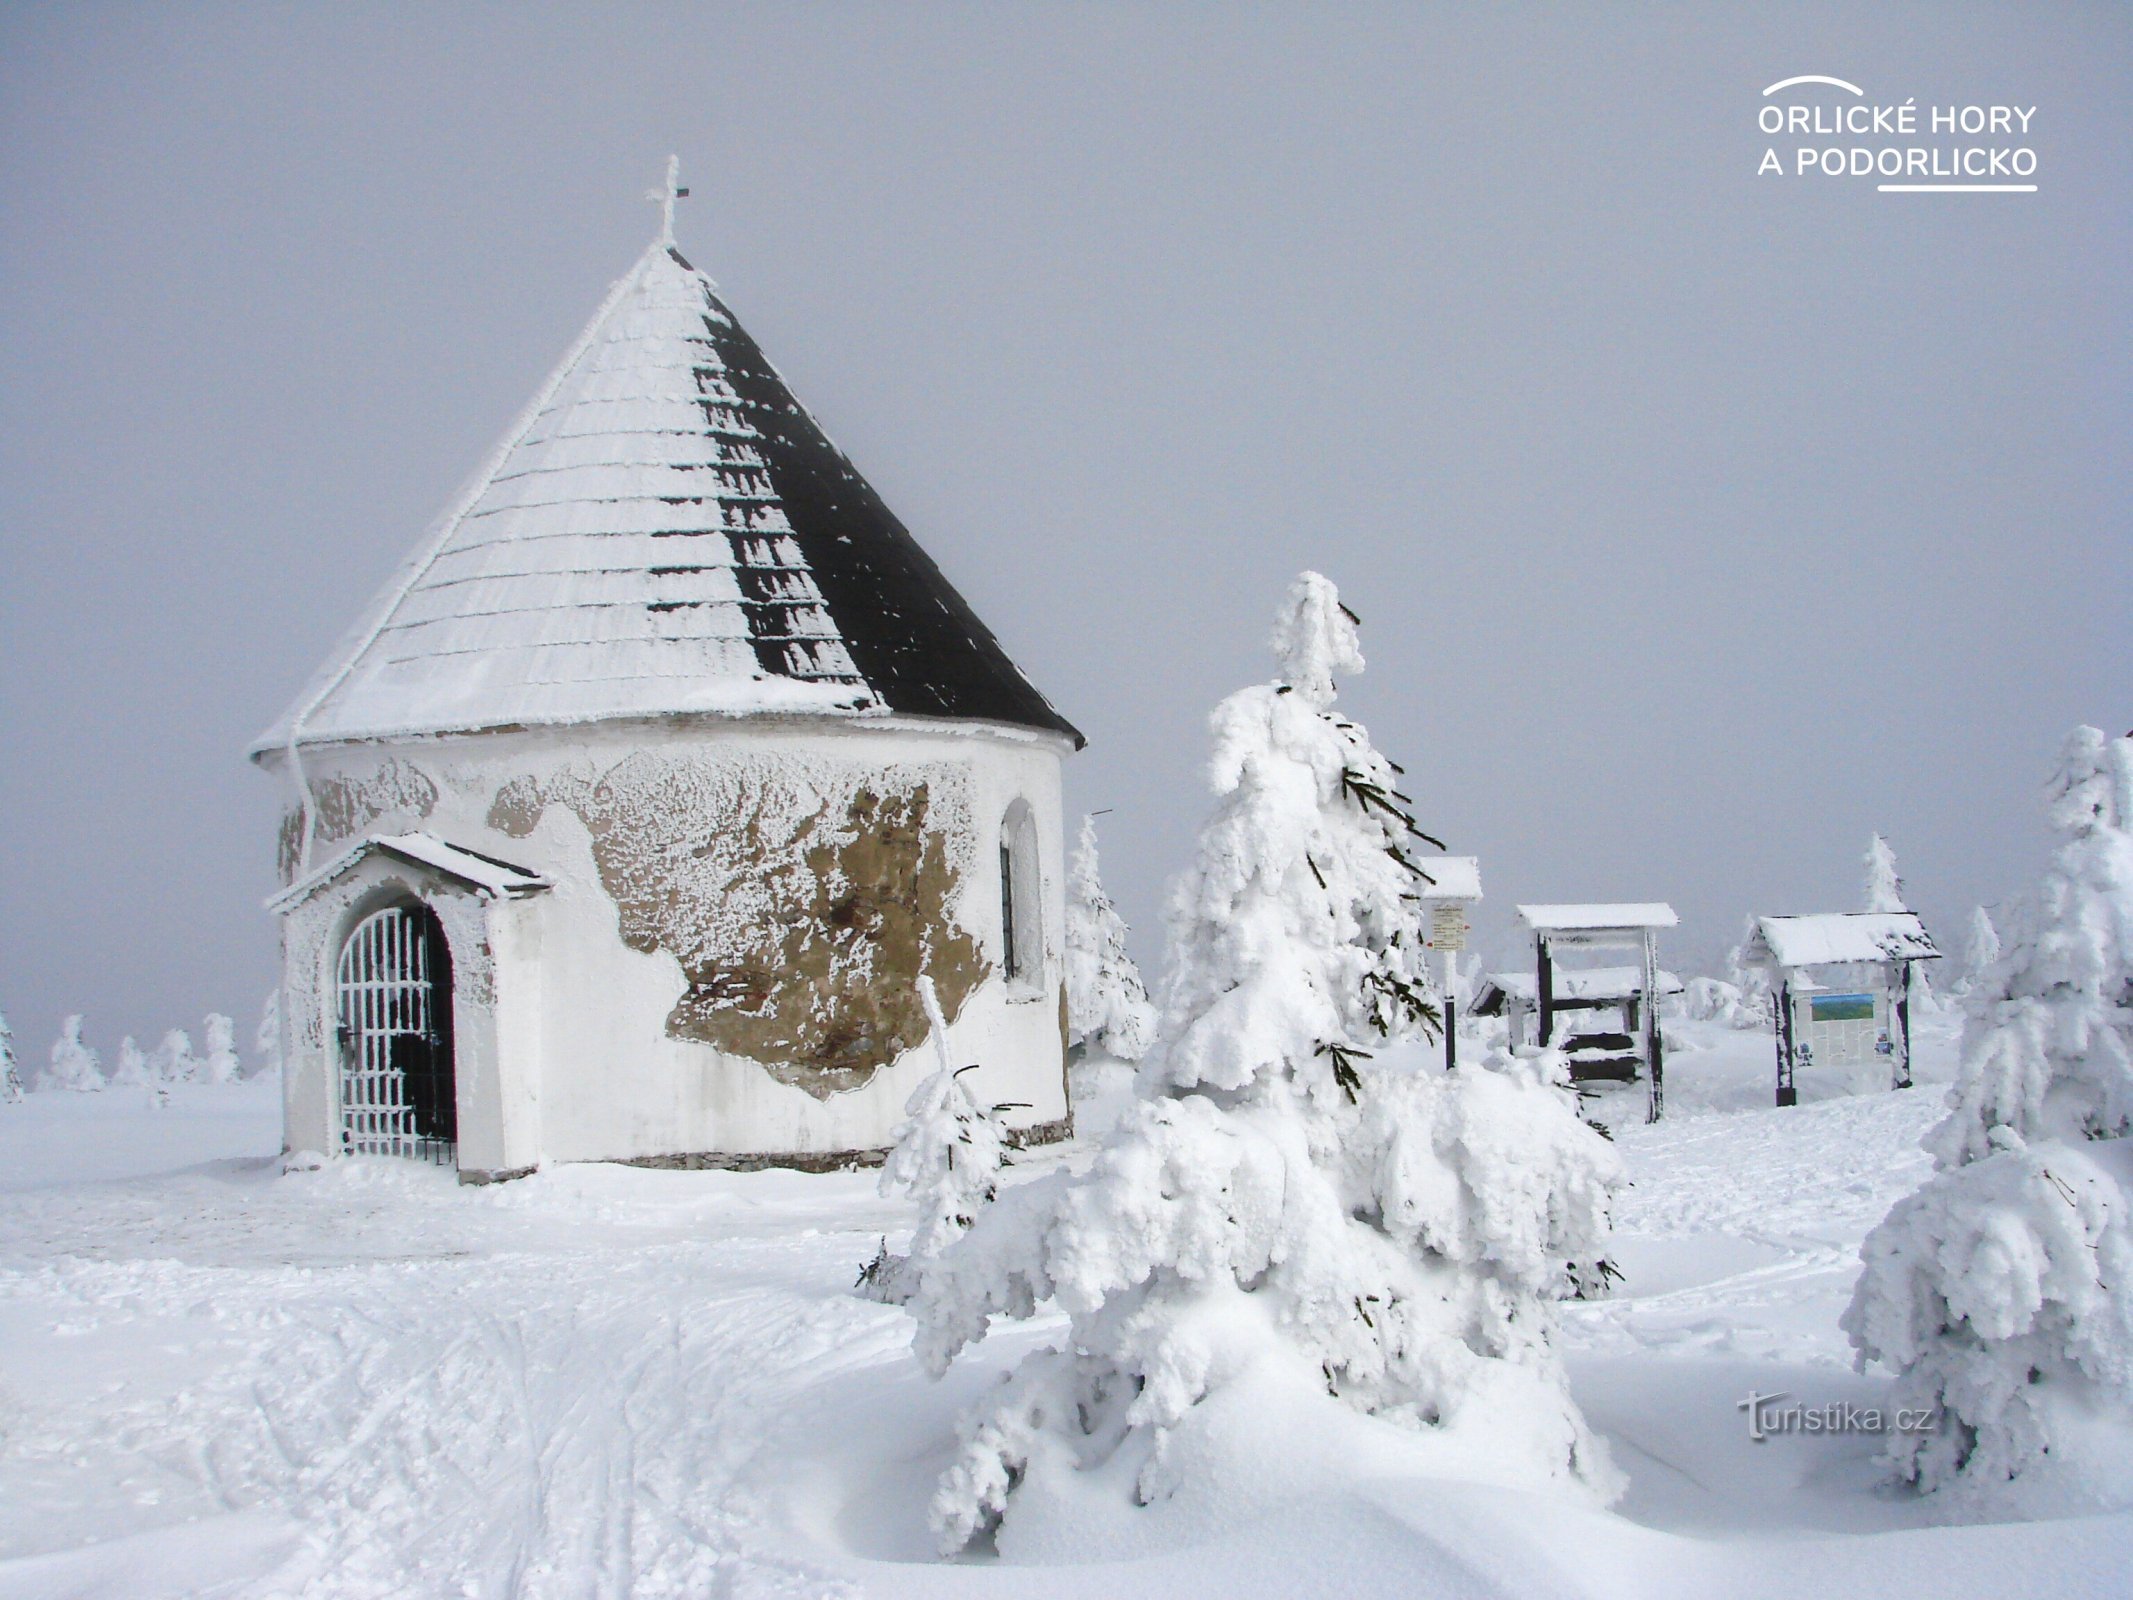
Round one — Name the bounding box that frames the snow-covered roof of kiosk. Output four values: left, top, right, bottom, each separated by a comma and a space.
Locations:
252, 202, 1080, 756
1518, 903, 1679, 933
268, 832, 553, 913
1749, 912, 1941, 970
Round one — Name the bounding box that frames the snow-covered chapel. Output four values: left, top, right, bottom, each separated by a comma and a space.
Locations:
252, 166, 1081, 1181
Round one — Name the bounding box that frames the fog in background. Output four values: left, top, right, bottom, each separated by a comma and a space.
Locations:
3, 3, 2127, 1061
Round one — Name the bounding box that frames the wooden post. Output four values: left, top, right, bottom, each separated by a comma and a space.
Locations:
1441, 946, 1459, 1071
1641, 928, 1664, 1123
1775, 975, 1797, 1107
1892, 959, 1914, 1091
1536, 936, 1555, 1048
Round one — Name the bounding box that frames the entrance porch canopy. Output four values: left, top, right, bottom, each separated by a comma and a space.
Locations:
268, 832, 551, 916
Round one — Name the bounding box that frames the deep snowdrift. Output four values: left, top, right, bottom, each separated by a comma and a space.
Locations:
2, 1026, 2129, 1599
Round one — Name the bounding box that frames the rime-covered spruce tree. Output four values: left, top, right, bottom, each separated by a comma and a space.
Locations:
150, 1027, 200, 1085
909, 573, 1624, 1552
1863, 832, 1941, 1013
1722, 916, 1775, 1028
859, 976, 1010, 1305
1065, 813, 1157, 1061
1959, 905, 2002, 1000
109, 1036, 153, 1090
200, 1013, 242, 1085
1864, 831, 1908, 913
43, 1014, 102, 1092
1844, 727, 2133, 1510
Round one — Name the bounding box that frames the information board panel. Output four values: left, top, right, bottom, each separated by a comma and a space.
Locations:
1798, 990, 1884, 1070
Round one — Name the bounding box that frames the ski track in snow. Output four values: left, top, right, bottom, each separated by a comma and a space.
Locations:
3, 1030, 2130, 1599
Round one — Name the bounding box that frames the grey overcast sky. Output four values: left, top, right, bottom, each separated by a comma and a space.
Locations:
2, 3, 2126, 1060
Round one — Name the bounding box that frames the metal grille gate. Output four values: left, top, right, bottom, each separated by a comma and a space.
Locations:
336, 905, 457, 1164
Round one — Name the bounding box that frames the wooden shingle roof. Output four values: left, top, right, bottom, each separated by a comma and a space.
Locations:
256, 235, 1080, 754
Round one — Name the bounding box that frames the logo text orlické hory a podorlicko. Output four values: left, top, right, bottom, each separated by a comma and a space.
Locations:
1757, 75, 2037, 193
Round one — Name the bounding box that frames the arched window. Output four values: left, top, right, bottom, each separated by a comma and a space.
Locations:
999, 800, 1042, 988
336, 901, 456, 1163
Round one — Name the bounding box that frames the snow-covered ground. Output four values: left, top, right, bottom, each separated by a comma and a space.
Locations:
3, 1020, 2129, 1599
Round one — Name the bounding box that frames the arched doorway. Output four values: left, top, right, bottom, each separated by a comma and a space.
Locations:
335, 903, 457, 1163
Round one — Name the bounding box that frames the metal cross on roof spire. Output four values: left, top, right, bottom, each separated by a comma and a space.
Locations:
647, 154, 689, 245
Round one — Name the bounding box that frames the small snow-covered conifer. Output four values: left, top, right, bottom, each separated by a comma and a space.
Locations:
1863, 832, 1908, 913
1, 1007, 21, 1103
109, 1035, 153, 1089
1720, 918, 1775, 1027
1844, 727, 2133, 1510
909, 573, 1624, 1552
150, 1027, 200, 1085
255, 988, 281, 1077
43, 1014, 103, 1091
1963, 906, 2002, 989
1860, 835, 1944, 1012
861, 976, 1009, 1305
200, 1013, 242, 1085
1064, 813, 1156, 1060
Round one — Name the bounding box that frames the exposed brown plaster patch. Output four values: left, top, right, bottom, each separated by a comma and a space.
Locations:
491, 753, 986, 1098
278, 758, 440, 882
485, 773, 548, 841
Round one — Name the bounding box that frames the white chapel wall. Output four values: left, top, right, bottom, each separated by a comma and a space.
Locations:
266, 714, 1070, 1169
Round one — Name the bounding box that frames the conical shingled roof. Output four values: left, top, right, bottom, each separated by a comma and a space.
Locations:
254, 236, 1080, 754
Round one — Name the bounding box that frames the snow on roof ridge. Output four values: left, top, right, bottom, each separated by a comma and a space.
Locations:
1518, 903, 1679, 931
1751, 911, 1941, 969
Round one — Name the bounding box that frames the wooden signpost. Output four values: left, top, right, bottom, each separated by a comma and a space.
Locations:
1420, 858, 1481, 1070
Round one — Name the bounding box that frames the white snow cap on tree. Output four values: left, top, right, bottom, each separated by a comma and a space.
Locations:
907, 572, 1624, 1553
1965, 905, 2002, 981
863, 976, 1009, 1305
255, 989, 281, 1076
1268, 569, 1364, 709
1863, 832, 1909, 913
1719, 917, 1775, 1027
1845, 727, 2133, 1511
1064, 814, 1156, 1060
150, 1028, 200, 1085
1, 1007, 21, 1103
200, 1014, 242, 1085
109, 1036, 152, 1090
43, 1014, 103, 1092
1862, 834, 1942, 1011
